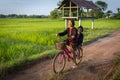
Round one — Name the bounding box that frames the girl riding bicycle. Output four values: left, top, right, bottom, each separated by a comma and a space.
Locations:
56, 19, 78, 65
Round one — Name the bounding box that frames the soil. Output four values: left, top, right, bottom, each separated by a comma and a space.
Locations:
5, 30, 120, 80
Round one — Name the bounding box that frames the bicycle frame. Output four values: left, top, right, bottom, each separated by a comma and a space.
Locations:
62, 46, 73, 60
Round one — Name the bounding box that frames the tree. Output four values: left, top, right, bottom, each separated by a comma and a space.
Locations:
117, 8, 120, 13
90, 1, 108, 18
57, 0, 63, 6
8, 14, 17, 18
0, 14, 6, 18
89, 9, 104, 18
50, 9, 61, 19
115, 8, 120, 19
106, 10, 112, 18
95, 1, 108, 11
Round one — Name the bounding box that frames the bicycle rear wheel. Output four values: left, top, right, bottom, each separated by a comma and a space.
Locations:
76, 48, 83, 65
53, 51, 66, 73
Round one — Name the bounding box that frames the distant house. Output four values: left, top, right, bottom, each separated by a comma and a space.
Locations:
109, 13, 116, 18
105, 13, 116, 19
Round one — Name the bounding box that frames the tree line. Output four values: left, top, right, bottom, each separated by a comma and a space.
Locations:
0, 1, 120, 19
0, 14, 49, 18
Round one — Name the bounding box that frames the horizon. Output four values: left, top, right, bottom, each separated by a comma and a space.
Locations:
0, 0, 120, 15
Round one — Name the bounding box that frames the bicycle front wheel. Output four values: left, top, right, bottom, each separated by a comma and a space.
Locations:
53, 51, 66, 73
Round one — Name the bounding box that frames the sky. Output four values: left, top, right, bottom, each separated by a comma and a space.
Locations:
0, 0, 120, 15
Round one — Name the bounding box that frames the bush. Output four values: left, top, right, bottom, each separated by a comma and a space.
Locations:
115, 13, 120, 19
110, 56, 120, 80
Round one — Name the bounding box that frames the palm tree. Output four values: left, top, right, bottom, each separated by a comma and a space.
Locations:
117, 8, 120, 13
95, 1, 108, 11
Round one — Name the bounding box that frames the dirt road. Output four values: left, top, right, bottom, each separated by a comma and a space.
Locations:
6, 30, 120, 80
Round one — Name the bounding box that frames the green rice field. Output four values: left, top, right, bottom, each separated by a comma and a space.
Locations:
0, 18, 120, 75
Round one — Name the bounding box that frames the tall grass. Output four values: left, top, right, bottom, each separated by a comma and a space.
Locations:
109, 55, 120, 80
0, 18, 120, 75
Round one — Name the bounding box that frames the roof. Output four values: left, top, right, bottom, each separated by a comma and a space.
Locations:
58, 0, 99, 9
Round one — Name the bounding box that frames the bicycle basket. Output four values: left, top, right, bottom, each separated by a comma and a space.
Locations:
55, 42, 66, 50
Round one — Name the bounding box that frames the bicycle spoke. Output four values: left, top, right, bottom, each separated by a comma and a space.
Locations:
53, 52, 66, 73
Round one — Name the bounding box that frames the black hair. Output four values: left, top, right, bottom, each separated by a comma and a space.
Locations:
78, 25, 84, 32
69, 19, 75, 26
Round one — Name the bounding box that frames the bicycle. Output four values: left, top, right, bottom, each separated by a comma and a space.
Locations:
53, 40, 83, 73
